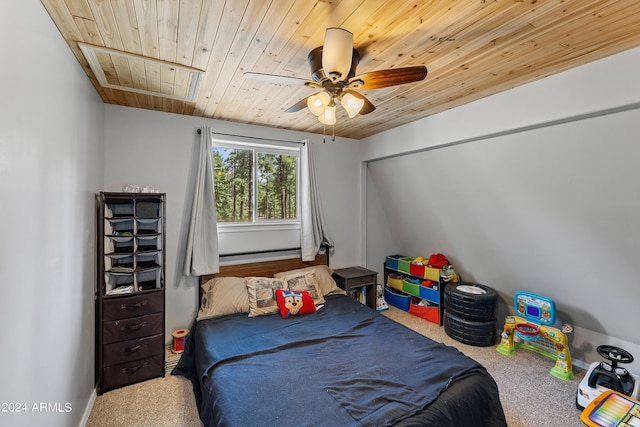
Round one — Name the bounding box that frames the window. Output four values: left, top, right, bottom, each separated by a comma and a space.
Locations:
212, 137, 299, 224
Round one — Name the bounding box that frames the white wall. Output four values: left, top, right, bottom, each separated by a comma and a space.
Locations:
103, 106, 362, 338
0, 3, 104, 427
363, 47, 640, 371
14, 5, 635, 419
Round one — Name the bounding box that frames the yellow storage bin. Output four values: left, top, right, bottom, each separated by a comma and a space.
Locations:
424, 266, 440, 281
387, 275, 404, 291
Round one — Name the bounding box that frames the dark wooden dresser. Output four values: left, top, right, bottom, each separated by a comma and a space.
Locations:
96, 192, 166, 394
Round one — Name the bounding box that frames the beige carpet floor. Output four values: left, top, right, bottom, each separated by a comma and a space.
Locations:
87, 306, 587, 427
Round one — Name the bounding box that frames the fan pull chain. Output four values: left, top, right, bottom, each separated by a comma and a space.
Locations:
321, 123, 336, 143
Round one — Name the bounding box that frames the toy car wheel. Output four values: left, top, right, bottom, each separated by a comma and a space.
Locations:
444, 282, 498, 322
444, 311, 497, 347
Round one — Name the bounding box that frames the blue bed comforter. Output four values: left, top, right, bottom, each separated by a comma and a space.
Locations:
174, 294, 506, 427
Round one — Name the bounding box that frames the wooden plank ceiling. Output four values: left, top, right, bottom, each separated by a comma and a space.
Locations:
41, 0, 640, 140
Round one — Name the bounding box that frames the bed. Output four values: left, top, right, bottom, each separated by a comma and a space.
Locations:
173, 254, 507, 426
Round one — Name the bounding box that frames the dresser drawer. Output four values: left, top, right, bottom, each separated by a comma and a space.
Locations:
103, 334, 164, 366
334, 273, 377, 289
102, 354, 164, 392
102, 312, 163, 344
102, 291, 163, 321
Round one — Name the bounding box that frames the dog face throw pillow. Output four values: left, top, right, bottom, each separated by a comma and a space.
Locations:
275, 289, 316, 319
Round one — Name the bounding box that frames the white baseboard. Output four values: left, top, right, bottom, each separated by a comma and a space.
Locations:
78, 388, 97, 427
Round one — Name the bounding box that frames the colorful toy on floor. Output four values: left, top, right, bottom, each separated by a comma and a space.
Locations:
440, 264, 459, 283
577, 345, 640, 410
580, 390, 640, 427
496, 292, 573, 381
376, 283, 388, 312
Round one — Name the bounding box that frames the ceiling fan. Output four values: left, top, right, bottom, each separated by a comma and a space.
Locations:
244, 28, 428, 125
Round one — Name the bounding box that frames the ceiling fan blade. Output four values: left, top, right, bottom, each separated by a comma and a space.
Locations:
285, 96, 312, 113
351, 65, 428, 90
322, 28, 353, 80
244, 72, 314, 87
343, 90, 376, 115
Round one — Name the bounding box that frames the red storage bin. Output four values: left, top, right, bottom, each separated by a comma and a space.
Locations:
410, 262, 425, 277
409, 298, 439, 324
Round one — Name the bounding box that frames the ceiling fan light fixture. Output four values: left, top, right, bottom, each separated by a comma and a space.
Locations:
346, 79, 364, 90
259, 26, 428, 128
341, 92, 365, 118
307, 91, 331, 116
318, 104, 337, 125
322, 28, 353, 81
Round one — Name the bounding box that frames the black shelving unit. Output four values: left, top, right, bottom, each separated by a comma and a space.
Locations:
96, 192, 166, 394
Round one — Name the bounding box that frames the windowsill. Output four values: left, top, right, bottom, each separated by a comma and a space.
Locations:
217, 221, 301, 233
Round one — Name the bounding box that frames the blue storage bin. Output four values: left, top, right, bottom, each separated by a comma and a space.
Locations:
385, 254, 404, 271
384, 286, 411, 311
419, 285, 440, 303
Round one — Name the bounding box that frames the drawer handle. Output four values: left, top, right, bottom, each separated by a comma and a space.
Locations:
123, 322, 146, 331
124, 345, 142, 353
123, 303, 141, 309
121, 362, 148, 374
121, 301, 146, 310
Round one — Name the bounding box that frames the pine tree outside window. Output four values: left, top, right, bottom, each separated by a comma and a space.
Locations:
212, 138, 299, 225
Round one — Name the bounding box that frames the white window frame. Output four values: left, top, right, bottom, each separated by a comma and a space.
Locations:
211, 136, 301, 232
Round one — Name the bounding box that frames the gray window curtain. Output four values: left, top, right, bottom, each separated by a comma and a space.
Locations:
183, 126, 219, 276
300, 141, 334, 261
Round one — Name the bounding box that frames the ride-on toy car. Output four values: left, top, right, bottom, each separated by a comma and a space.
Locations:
576, 345, 640, 410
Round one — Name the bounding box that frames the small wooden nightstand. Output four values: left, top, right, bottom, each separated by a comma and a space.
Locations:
332, 267, 378, 310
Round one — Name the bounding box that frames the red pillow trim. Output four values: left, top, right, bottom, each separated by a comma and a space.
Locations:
275, 289, 317, 319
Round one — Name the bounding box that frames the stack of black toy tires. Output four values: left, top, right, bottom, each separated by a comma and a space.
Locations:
444, 282, 499, 347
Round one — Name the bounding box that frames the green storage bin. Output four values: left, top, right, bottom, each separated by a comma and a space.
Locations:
402, 277, 422, 297
398, 257, 414, 274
